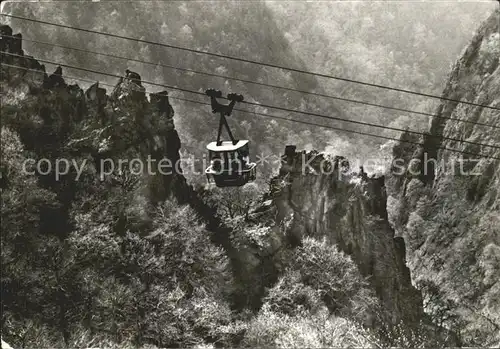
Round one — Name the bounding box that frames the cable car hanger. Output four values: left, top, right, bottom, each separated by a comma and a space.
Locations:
206, 88, 244, 146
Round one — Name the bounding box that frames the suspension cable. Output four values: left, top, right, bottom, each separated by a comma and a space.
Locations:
3, 34, 498, 130
3, 62, 500, 161
3, 51, 500, 152
2, 13, 499, 111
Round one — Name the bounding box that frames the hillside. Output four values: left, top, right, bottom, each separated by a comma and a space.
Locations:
387, 8, 500, 346
1, 26, 229, 348
267, 1, 496, 140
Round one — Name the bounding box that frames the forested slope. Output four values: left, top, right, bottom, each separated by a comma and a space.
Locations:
1, 26, 236, 347
267, 1, 496, 158
387, 8, 500, 346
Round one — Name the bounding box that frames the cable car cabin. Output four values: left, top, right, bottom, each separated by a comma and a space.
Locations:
205, 140, 257, 187
203, 89, 257, 187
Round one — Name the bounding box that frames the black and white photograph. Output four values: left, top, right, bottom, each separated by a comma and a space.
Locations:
1, 0, 499, 348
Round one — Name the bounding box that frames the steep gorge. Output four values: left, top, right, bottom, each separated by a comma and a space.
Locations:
1, 22, 428, 346
242, 9, 500, 345
387, 8, 500, 345
268, 148, 423, 326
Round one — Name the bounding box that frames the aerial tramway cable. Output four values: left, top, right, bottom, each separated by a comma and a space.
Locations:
2, 34, 498, 130
3, 51, 500, 152
3, 62, 500, 162
2, 13, 499, 111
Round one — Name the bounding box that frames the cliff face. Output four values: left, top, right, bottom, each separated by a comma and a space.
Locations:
267, 146, 423, 326
387, 9, 500, 345
1, 24, 189, 212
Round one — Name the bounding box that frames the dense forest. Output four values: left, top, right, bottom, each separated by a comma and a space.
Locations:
1, 1, 499, 348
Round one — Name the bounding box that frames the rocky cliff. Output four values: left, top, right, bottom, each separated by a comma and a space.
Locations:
263, 147, 424, 327
386, 9, 500, 345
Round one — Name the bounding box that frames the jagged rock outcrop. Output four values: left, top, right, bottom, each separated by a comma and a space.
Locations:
386, 9, 500, 345
1, 24, 188, 208
266, 145, 424, 326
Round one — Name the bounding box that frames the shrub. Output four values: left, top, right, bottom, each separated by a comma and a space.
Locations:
289, 237, 380, 323
242, 305, 378, 348
263, 271, 323, 316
